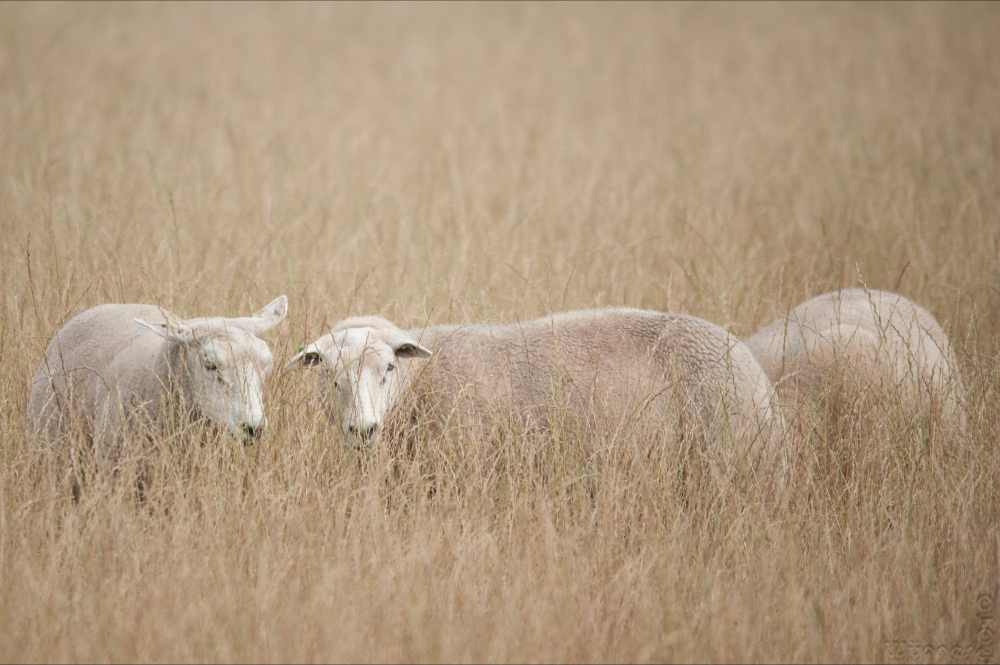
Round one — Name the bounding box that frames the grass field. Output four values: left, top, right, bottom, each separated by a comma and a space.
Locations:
2, 2, 999, 661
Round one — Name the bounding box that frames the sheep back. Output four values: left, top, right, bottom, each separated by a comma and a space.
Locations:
28, 304, 182, 451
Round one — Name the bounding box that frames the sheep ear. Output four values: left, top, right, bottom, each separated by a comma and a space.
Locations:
234, 295, 288, 336
135, 318, 196, 344
284, 344, 323, 371
390, 337, 432, 359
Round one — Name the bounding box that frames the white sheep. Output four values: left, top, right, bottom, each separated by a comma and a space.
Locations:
744, 289, 965, 430
28, 296, 288, 451
285, 308, 786, 473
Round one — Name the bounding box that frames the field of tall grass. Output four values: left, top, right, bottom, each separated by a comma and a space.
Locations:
2, 2, 999, 661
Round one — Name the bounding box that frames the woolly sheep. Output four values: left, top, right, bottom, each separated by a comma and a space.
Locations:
28, 296, 289, 452
285, 307, 786, 473
744, 289, 965, 430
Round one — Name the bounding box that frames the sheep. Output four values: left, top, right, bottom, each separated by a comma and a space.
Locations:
744, 289, 965, 433
285, 308, 786, 476
28, 296, 289, 455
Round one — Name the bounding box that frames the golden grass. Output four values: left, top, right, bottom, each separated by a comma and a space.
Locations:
2, 1, 999, 661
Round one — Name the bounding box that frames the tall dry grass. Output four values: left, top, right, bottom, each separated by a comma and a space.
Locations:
1, 2, 999, 661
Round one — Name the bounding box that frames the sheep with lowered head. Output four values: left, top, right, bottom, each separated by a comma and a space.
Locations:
28, 296, 288, 453
744, 288, 965, 433
286, 307, 786, 476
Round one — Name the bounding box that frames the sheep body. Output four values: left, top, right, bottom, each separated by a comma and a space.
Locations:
745, 289, 965, 430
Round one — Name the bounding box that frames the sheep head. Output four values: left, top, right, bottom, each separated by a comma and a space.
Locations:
135, 295, 288, 442
285, 324, 431, 452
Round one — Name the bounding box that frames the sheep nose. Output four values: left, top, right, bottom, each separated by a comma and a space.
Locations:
243, 424, 263, 442
348, 424, 378, 441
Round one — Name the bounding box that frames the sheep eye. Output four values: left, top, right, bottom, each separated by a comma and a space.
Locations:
387, 363, 396, 372
203, 360, 218, 372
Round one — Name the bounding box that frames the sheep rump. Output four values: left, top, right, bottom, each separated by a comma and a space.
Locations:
745, 289, 965, 432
